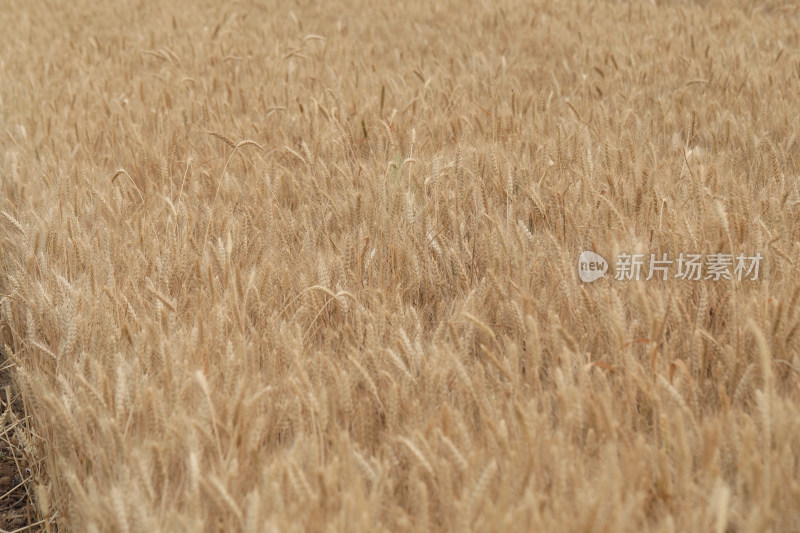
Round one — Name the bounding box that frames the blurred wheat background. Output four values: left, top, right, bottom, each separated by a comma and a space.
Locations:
1, 0, 800, 531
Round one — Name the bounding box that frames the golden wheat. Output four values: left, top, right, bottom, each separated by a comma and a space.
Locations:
0, 0, 799, 531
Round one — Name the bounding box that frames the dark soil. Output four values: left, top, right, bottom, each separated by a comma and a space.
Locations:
0, 349, 40, 533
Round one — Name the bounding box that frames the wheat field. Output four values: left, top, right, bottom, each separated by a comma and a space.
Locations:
1, 0, 799, 531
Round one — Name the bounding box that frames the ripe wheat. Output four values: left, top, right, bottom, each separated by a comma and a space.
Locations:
0, 0, 799, 532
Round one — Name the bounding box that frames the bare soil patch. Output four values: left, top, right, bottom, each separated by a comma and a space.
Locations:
0, 354, 38, 533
